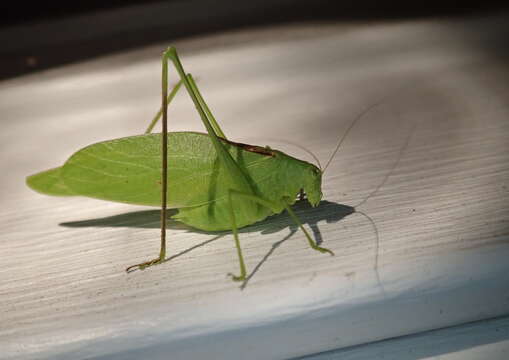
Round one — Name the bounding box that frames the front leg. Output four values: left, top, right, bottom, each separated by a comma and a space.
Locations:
282, 197, 334, 256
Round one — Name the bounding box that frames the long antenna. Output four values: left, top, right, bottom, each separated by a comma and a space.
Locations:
322, 82, 413, 174
322, 101, 383, 174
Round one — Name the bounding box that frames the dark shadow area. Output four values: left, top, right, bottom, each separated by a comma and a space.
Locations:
60, 200, 354, 233
3, 1, 507, 28
0, 1, 508, 81
61, 200, 357, 287
62, 208, 178, 229
240, 201, 355, 289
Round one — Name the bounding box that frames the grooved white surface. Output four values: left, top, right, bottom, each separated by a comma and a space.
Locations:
301, 315, 509, 360
1, 14, 509, 360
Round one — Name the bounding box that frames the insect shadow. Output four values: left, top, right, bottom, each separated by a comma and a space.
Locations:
60, 200, 361, 288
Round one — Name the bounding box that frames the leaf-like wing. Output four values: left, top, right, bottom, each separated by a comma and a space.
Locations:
26, 167, 76, 196
61, 134, 163, 206
58, 132, 281, 209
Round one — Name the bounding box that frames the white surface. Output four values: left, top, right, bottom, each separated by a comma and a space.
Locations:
301, 315, 509, 360
1, 14, 509, 360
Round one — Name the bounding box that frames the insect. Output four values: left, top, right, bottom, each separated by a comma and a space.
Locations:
26, 46, 364, 282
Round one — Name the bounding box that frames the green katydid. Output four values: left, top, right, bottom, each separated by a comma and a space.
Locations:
26, 46, 365, 281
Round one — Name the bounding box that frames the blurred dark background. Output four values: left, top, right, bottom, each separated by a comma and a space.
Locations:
0, 0, 507, 81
